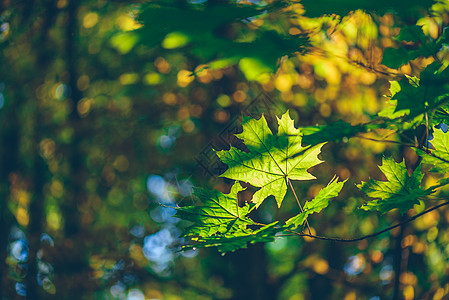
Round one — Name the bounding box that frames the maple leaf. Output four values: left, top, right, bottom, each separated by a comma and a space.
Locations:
377, 80, 409, 119
385, 63, 449, 119
174, 182, 254, 237
391, 76, 424, 116
216, 111, 324, 208
286, 176, 346, 229
183, 222, 286, 253
417, 127, 449, 173
357, 157, 432, 215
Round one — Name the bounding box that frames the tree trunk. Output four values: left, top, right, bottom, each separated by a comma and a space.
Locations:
227, 243, 278, 300
52, 0, 92, 297
0, 93, 20, 299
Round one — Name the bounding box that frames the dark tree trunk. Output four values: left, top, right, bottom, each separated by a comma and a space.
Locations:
52, 0, 92, 297
26, 124, 48, 300
392, 217, 406, 300
0, 93, 20, 299
24, 1, 57, 298
227, 243, 278, 300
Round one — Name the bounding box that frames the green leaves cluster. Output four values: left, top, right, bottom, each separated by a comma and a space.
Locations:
175, 112, 345, 252
166, 1, 449, 253
382, 63, 449, 120
176, 108, 449, 252
175, 183, 254, 238
175, 182, 288, 252
418, 127, 449, 173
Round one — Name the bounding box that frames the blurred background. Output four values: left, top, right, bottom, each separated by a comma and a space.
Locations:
1, 0, 449, 299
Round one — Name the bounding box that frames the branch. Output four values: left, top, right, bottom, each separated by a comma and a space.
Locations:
282, 201, 449, 242
355, 135, 414, 147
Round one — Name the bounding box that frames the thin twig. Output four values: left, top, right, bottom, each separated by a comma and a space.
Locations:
424, 112, 429, 151
355, 135, 414, 147
280, 201, 449, 242
287, 178, 312, 235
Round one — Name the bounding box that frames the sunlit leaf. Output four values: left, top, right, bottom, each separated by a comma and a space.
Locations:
417, 127, 449, 173
217, 111, 324, 208
174, 182, 254, 237
183, 222, 286, 253
357, 157, 432, 214
175, 182, 289, 253
286, 176, 346, 229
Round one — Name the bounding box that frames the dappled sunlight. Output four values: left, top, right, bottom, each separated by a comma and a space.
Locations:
144, 172, 197, 274
143, 225, 181, 275
344, 254, 366, 276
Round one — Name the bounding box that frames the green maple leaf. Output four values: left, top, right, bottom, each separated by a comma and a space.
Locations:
433, 107, 449, 125
182, 222, 286, 253
357, 157, 431, 215
391, 76, 425, 116
286, 176, 346, 229
378, 80, 409, 119
175, 183, 289, 252
216, 111, 325, 208
174, 182, 254, 237
383, 63, 449, 119
417, 127, 449, 173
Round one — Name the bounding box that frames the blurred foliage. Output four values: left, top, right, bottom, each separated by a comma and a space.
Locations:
300, 0, 434, 18
0, 0, 449, 299
136, 1, 310, 80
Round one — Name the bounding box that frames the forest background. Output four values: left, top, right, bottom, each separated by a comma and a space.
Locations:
1, 0, 449, 299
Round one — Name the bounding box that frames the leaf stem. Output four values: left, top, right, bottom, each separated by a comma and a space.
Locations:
287, 177, 312, 235
424, 111, 429, 150
282, 201, 449, 242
